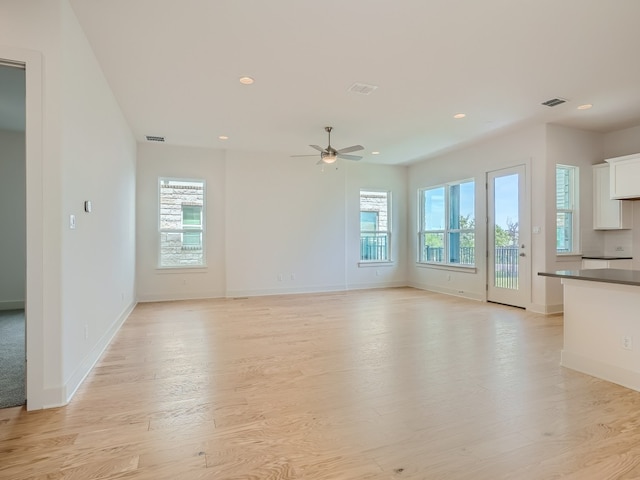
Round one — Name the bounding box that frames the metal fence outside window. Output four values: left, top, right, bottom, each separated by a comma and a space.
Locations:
360, 234, 388, 261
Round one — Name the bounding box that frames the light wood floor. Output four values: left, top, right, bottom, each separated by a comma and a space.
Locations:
2, 287, 640, 479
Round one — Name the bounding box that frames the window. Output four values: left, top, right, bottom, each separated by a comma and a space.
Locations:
556, 165, 579, 254
181, 205, 202, 250
360, 190, 390, 261
418, 180, 475, 266
159, 178, 205, 267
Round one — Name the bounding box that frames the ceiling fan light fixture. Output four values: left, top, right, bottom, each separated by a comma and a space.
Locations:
323, 153, 337, 164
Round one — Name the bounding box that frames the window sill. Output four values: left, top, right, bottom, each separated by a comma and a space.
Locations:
155, 266, 208, 273
358, 261, 395, 268
416, 262, 477, 274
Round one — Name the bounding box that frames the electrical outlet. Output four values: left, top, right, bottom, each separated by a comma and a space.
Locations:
616, 246, 624, 252
277, 273, 283, 282
623, 335, 633, 350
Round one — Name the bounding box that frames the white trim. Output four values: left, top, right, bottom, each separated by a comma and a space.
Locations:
561, 351, 640, 393
155, 266, 209, 274
346, 281, 406, 291
415, 262, 477, 274
137, 291, 225, 302
527, 302, 563, 315
358, 261, 395, 268
408, 280, 485, 302
0, 46, 45, 411
226, 284, 349, 298
65, 301, 137, 405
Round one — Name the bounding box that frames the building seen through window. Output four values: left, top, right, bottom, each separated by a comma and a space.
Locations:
159, 178, 205, 267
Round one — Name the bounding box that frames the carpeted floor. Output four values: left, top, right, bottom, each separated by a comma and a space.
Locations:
0, 309, 25, 409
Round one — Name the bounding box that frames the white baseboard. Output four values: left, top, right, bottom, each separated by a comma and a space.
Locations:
408, 281, 484, 302
528, 303, 563, 315
561, 350, 640, 393
0, 300, 25, 310
64, 301, 137, 405
346, 281, 407, 291
136, 291, 225, 302
226, 284, 348, 298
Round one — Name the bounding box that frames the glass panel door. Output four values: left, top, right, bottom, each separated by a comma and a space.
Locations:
487, 165, 529, 308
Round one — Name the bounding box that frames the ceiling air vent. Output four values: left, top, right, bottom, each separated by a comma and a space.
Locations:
145, 135, 165, 142
541, 97, 567, 107
348, 82, 378, 95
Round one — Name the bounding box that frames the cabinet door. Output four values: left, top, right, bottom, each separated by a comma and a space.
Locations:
593, 164, 632, 230
607, 153, 640, 199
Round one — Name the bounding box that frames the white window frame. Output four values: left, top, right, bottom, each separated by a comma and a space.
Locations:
418, 179, 475, 267
158, 177, 206, 268
359, 190, 392, 263
556, 164, 580, 255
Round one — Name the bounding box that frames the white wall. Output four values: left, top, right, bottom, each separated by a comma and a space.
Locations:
345, 162, 408, 290
544, 124, 605, 309
136, 148, 407, 299
407, 125, 549, 309
0, 0, 137, 409
0, 130, 26, 309
137, 143, 226, 300
59, 0, 137, 403
225, 151, 348, 296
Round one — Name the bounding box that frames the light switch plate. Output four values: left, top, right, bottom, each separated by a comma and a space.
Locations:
69, 214, 76, 229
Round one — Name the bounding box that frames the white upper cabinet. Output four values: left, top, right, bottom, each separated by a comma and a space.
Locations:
593, 163, 632, 230
605, 153, 640, 200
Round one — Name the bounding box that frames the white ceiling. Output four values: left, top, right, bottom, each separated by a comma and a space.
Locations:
55, 1, 640, 164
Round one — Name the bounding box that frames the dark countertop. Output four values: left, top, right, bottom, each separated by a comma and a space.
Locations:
581, 255, 633, 260
538, 268, 640, 287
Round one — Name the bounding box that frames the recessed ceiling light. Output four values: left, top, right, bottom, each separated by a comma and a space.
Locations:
454, 113, 466, 119
577, 104, 593, 110
371, 151, 380, 155
218, 135, 229, 140
239, 76, 254, 85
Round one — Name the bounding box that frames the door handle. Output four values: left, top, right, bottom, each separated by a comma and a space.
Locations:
519, 253, 526, 257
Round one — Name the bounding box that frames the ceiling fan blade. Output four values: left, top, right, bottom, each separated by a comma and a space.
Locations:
309, 144, 325, 152
337, 153, 362, 161
316, 158, 324, 165
336, 145, 364, 154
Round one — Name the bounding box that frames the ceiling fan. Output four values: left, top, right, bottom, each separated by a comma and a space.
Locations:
292, 126, 364, 164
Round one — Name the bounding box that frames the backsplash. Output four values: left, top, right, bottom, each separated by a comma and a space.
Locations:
603, 228, 633, 256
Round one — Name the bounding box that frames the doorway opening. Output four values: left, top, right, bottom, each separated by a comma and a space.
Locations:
0, 60, 26, 408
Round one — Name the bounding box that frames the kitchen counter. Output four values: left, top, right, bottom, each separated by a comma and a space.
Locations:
538, 268, 640, 393
539, 268, 640, 286
581, 255, 633, 260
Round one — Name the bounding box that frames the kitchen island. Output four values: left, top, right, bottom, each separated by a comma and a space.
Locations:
539, 268, 640, 392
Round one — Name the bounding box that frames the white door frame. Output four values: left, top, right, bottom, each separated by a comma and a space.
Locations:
1, 46, 45, 410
